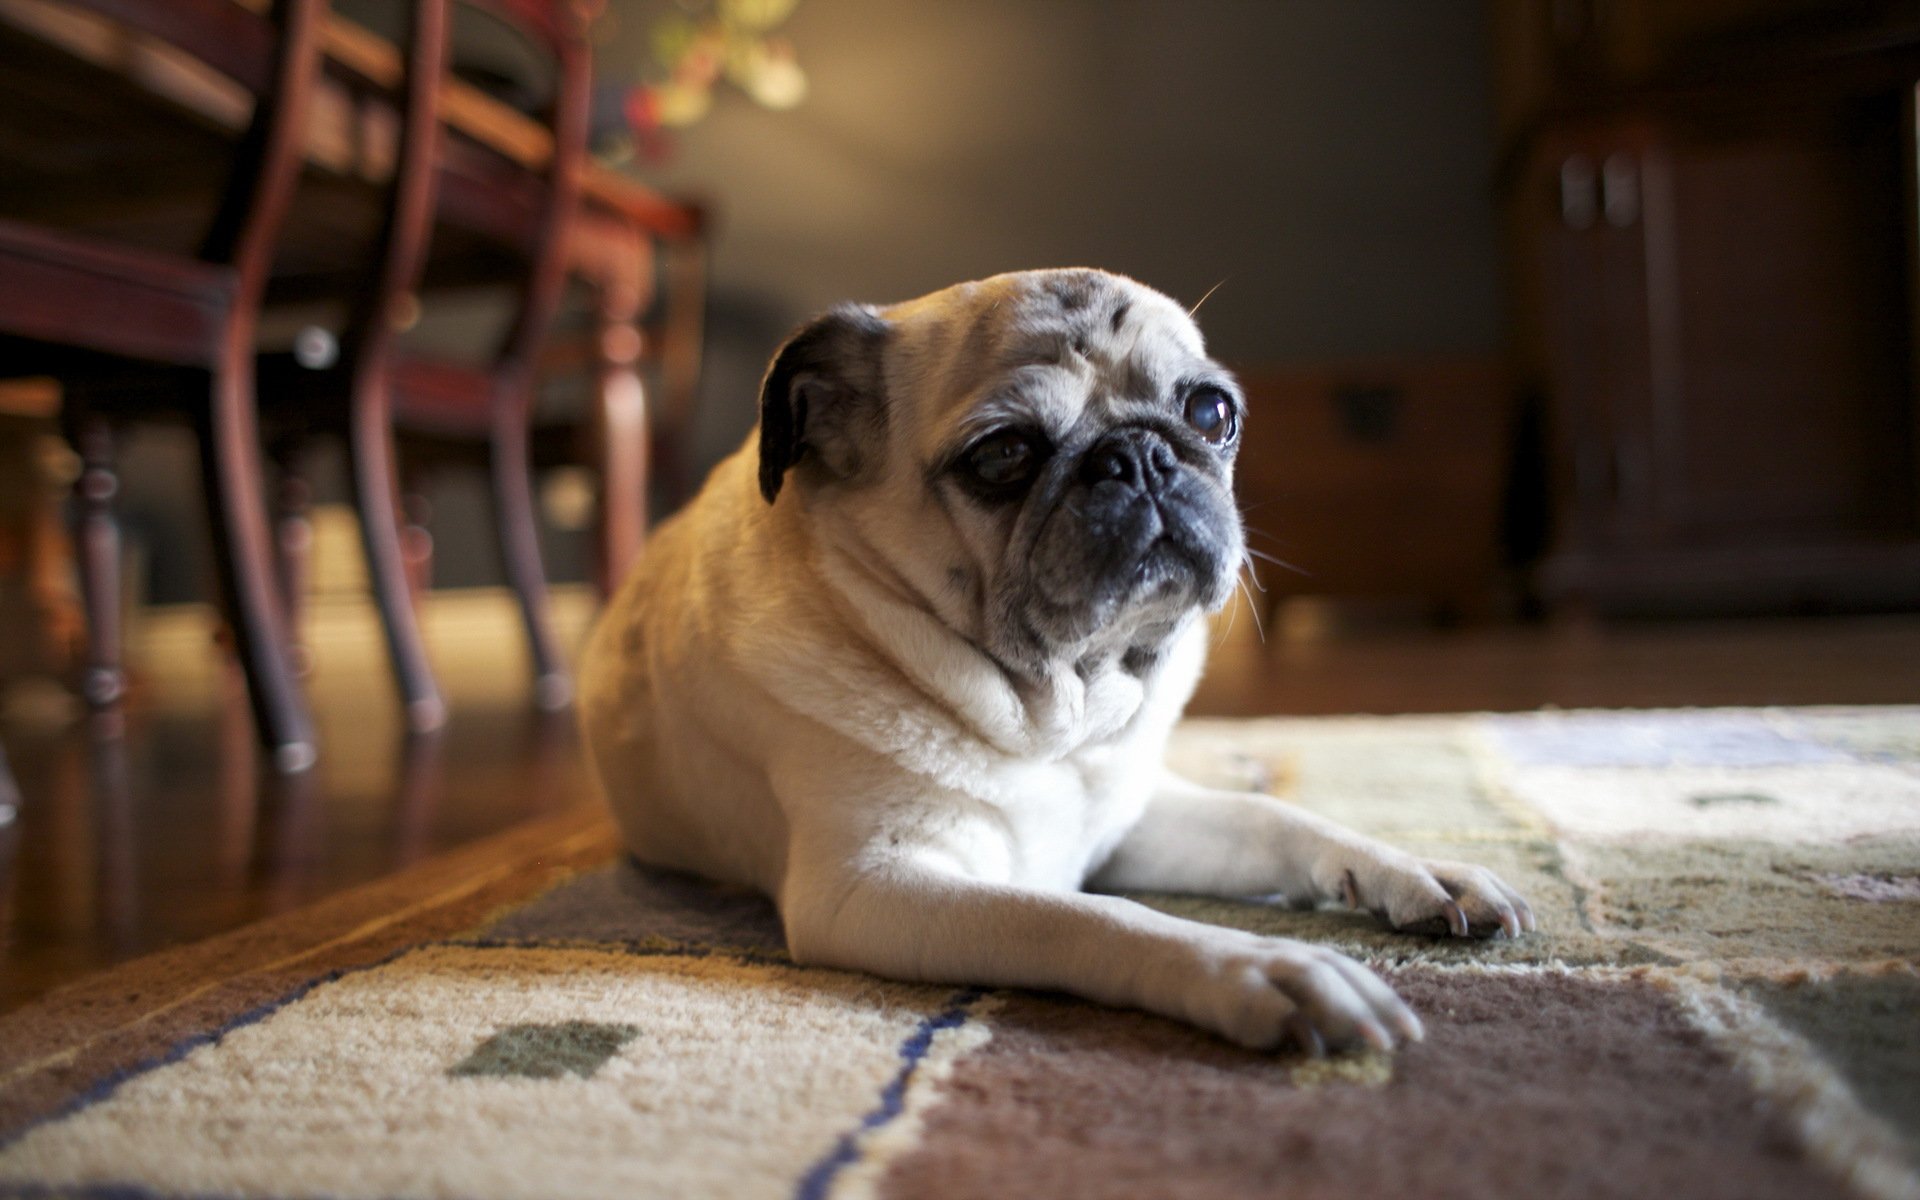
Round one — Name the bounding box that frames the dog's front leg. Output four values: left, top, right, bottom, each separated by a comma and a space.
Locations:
1089, 773, 1536, 939
780, 839, 1422, 1054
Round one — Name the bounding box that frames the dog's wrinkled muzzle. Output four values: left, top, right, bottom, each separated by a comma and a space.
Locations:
1030, 428, 1239, 625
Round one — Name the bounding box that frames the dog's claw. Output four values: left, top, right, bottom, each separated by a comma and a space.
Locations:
1515, 894, 1539, 933
1289, 1016, 1327, 1059
1394, 1009, 1426, 1043
1355, 1018, 1393, 1053
1343, 856, 1534, 942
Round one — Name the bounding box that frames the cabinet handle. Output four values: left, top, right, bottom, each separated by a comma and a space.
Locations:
1559, 155, 1598, 229
1602, 153, 1639, 227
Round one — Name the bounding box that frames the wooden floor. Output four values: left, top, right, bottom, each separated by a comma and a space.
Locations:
2, 586, 1918, 1014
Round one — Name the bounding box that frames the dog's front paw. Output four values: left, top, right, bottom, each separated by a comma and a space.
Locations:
1335, 854, 1537, 940
1184, 936, 1424, 1055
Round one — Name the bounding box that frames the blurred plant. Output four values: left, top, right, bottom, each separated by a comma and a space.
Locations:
603, 0, 805, 163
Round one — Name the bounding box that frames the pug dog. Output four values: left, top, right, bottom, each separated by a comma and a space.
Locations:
580, 268, 1534, 1054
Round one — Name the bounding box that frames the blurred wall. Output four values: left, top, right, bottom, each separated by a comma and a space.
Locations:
608, 0, 1504, 466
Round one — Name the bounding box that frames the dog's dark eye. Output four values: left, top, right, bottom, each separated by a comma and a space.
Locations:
1184, 387, 1237, 445
966, 430, 1043, 488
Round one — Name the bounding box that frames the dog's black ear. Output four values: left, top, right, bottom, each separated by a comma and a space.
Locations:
757, 304, 891, 503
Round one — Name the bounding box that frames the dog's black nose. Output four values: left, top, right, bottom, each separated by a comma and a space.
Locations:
1079, 431, 1177, 489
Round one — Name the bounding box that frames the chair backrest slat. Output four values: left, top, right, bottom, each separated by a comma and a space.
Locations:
462, 0, 571, 53
343, 0, 452, 361
456, 0, 590, 389
195, 0, 328, 286
51, 0, 327, 281
60, 0, 278, 92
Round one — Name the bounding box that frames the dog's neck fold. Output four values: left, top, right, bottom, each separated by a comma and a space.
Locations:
809, 528, 1145, 761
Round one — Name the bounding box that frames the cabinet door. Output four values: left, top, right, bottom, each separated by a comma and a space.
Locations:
1534, 123, 1662, 551
1636, 101, 1915, 545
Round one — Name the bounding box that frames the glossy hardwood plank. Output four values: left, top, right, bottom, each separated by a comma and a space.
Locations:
1189, 596, 1920, 717
0, 587, 598, 1014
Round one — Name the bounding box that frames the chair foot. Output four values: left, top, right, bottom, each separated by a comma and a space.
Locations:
81, 667, 126, 709
533, 671, 572, 712
273, 738, 319, 774
407, 694, 448, 732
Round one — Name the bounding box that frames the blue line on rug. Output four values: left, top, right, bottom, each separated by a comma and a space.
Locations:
793, 988, 987, 1200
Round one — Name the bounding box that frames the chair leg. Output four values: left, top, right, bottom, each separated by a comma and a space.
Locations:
72, 415, 126, 715
348, 377, 445, 732
400, 465, 434, 601
489, 399, 571, 712
198, 365, 316, 772
269, 440, 313, 677
592, 287, 648, 598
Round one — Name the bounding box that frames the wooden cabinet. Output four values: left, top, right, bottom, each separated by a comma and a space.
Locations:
1500, 2, 1920, 611
1231, 358, 1515, 620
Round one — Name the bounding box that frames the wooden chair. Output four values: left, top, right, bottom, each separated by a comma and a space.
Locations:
623, 219, 710, 544
261, 0, 452, 733
592, 215, 710, 590
406, 204, 710, 606
399, 0, 591, 712
0, 0, 325, 772
277, 0, 592, 714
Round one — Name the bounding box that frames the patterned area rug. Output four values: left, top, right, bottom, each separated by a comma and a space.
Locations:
2, 707, 1917, 1200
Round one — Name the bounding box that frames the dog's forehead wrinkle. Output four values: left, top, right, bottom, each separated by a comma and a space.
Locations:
1047, 274, 1097, 311
998, 319, 1090, 370
935, 367, 1087, 456
889, 272, 1208, 419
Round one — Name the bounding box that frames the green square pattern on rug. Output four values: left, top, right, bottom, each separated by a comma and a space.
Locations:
449, 1021, 641, 1080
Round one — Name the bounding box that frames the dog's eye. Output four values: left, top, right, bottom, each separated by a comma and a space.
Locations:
966, 431, 1043, 489
1184, 387, 1237, 445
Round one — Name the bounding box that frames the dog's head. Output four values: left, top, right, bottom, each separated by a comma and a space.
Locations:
758, 268, 1244, 677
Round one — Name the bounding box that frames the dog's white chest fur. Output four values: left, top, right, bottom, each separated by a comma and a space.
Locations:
960, 743, 1162, 888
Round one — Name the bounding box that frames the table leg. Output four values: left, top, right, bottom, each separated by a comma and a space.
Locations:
590, 237, 652, 597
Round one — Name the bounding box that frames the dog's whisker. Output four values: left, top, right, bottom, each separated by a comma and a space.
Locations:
1188, 277, 1228, 318
1235, 574, 1267, 645
1242, 525, 1296, 547
1241, 525, 1303, 554
1214, 590, 1237, 647
1244, 546, 1309, 576
1241, 554, 1267, 593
